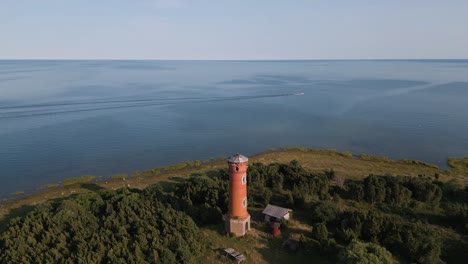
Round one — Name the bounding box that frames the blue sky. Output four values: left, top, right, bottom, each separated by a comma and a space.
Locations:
1, 0, 467, 59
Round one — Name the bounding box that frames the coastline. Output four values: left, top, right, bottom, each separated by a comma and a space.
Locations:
1, 147, 466, 218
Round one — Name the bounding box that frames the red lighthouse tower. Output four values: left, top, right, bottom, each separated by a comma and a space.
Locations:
225, 153, 251, 236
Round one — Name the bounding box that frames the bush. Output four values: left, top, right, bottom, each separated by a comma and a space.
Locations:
311, 201, 339, 223
338, 240, 393, 264
312, 223, 328, 241
443, 202, 468, 233
172, 175, 228, 225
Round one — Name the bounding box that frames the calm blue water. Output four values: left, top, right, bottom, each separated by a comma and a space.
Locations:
1, 60, 468, 196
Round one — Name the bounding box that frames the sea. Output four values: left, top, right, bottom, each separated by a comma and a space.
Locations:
0, 60, 467, 197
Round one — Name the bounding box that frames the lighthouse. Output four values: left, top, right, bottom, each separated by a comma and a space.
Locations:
225, 153, 251, 236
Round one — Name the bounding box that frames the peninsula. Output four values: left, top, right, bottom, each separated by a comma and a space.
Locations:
0, 147, 466, 263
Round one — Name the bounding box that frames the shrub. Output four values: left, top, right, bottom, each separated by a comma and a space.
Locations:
338, 240, 393, 264
311, 201, 338, 223
312, 223, 328, 241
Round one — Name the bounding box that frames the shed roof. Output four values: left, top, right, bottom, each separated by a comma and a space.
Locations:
227, 153, 248, 163
262, 204, 292, 219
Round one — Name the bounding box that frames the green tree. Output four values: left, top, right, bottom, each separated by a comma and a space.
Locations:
313, 223, 329, 242
0, 187, 202, 263
338, 240, 393, 264
312, 201, 339, 223
364, 175, 386, 204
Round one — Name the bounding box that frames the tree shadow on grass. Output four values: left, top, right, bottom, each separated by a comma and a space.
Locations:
81, 183, 105, 192
290, 208, 312, 225
254, 230, 330, 264
168, 176, 187, 183
158, 181, 179, 193
282, 226, 311, 237
204, 222, 226, 234
255, 243, 329, 264
206, 169, 227, 179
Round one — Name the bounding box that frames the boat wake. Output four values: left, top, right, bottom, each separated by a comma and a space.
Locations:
0, 92, 304, 120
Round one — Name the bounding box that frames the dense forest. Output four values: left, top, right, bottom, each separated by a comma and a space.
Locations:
0, 160, 466, 263
0, 187, 202, 263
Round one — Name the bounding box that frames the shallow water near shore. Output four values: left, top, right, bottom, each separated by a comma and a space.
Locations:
1, 60, 468, 196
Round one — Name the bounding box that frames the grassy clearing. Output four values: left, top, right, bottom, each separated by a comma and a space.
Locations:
196, 209, 328, 264
198, 229, 328, 264
252, 148, 450, 181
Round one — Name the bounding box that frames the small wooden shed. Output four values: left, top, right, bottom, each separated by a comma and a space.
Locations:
262, 204, 292, 223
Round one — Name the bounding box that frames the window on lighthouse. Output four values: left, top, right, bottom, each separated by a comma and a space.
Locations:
242, 198, 247, 207
242, 174, 247, 184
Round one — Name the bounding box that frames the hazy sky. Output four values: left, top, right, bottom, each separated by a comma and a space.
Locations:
1, 0, 467, 60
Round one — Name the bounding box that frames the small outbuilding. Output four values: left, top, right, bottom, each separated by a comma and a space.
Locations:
262, 204, 292, 223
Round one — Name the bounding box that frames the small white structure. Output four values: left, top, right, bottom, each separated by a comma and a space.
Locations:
262, 204, 292, 223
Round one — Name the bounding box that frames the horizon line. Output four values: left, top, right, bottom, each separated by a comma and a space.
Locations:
1, 58, 468, 62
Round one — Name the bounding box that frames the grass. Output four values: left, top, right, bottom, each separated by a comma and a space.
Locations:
447, 157, 468, 175
358, 154, 391, 162
399, 159, 439, 169
63, 175, 96, 186
110, 174, 128, 180
196, 213, 328, 264
280, 147, 339, 155
131, 160, 210, 178
38, 183, 60, 190
253, 148, 449, 181
338, 151, 353, 158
